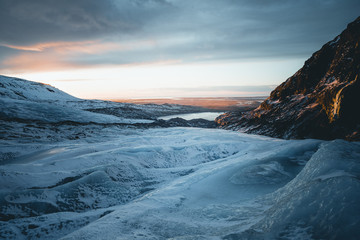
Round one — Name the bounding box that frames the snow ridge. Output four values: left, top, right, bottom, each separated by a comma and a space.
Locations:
0, 75, 77, 102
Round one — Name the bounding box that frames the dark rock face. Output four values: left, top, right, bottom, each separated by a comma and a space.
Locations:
153, 117, 217, 128
217, 16, 360, 140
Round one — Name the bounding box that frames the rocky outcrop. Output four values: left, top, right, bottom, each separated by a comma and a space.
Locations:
216, 16, 360, 140
153, 117, 217, 128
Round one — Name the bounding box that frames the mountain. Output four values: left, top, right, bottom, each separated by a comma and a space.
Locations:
216, 16, 360, 140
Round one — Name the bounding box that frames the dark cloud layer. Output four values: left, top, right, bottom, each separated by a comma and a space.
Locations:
1, 0, 360, 70
0, 0, 174, 45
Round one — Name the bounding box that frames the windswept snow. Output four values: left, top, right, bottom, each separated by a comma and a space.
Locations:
2, 126, 346, 240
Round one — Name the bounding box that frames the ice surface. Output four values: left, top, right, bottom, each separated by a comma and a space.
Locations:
2, 127, 337, 239
243, 140, 360, 240
1, 128, 359, 240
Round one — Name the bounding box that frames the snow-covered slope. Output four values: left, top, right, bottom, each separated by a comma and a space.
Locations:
0, 97, 144, 124
0, 75, 77, 102
240, 140, 360, 239
0, 75, 149, 124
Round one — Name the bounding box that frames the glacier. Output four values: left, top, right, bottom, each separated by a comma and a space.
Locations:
1, 128, 359, 239
1, 75, 360, 239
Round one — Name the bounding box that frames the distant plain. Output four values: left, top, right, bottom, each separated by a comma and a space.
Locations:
113, 96, 266, 111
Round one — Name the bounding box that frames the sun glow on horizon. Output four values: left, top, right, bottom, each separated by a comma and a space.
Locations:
9, 59, 304, 99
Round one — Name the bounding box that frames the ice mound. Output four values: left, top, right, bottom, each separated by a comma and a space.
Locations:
227, 140, 360, 239
229, 161, 291, 185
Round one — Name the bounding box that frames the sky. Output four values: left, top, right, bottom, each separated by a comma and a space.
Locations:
0, 0, 359, 99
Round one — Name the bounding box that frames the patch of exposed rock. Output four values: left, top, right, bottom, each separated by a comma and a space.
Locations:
217, 16, 360, 140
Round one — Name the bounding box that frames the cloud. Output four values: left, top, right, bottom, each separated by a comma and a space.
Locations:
0, 0, 173, 45
0, 39, 182, 73
0, 40, 156, 54
1, 52, 82, 72
0, 0, 360, 72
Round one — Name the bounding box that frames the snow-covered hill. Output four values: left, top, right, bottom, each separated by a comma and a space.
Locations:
0, 75, 150, 124
0, 75, 77, 102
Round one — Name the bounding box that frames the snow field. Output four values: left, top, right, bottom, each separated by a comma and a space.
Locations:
1, 128, 335, 239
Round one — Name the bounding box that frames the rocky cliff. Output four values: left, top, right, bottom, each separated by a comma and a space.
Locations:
216, 16, 360, 140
